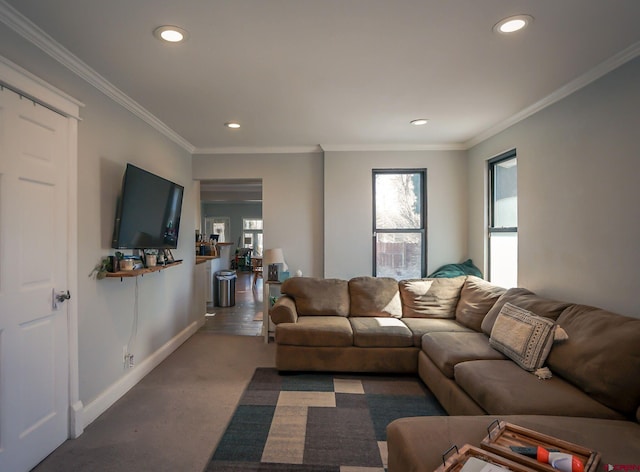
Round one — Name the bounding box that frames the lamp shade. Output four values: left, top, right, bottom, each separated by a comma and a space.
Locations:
264, 248, 287, 271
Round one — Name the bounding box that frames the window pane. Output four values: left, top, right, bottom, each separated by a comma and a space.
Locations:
212, 223, 225, 241
490, 232, 517, 288
207, 217, 228, 243
254, 233, 263, 257
243, 219, 263, 230
375, 173, 421, 229
493, 158, 517, 228
375, 232, 422, 279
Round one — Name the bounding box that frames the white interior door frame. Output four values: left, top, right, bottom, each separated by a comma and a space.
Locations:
0, 56, 84, 438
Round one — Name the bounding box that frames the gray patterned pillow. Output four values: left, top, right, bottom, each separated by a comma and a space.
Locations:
489, 303, 555, 371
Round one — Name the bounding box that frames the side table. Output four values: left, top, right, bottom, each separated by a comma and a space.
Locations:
263, 280, 282, 343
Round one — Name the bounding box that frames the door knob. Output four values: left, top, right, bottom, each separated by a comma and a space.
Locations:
52, 289, 71, 310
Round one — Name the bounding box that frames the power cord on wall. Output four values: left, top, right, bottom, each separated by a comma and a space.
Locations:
124, 277, 138, 368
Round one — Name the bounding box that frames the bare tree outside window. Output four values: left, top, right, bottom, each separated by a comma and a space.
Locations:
373, 170, 426, 279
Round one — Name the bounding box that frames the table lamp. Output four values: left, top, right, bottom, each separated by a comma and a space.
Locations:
264, 248, 287, 281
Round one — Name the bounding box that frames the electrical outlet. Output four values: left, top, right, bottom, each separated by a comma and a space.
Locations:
123, 346, 129, 368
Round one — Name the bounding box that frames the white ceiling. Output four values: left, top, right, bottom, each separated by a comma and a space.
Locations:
3, 0, 640, 153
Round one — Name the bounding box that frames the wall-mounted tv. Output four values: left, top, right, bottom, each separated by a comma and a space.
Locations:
112, 164, 184, 249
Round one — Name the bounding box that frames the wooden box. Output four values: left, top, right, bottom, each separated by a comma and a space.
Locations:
480, 421, 600, 472
435, 444, 539, 472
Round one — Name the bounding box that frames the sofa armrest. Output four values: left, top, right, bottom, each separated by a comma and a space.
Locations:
270, 295, 298, 324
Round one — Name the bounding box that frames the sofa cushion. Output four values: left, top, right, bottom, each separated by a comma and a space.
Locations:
489, 303, 556, 372
547, 304, 640, 418
402, 318, 473, 346
275, 316, 353, 347
399, 276, 466, 318
455, 276, 506, 332
280, 277, 350, 317
348, 276, 402, 318
455, 360, 626, 419
349, 317, 414, 348
422, 332, 506, 378
481, 288, 571, 336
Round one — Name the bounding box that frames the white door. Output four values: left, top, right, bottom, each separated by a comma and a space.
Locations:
0, 87, 70, 471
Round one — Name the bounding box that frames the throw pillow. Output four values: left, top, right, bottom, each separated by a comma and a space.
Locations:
489, 302, 556, 371
427, 259, 482, 278
455, 276, 506, 332
348, 276, 403, 318
399, 276, 466, 318
481, 287, 571, 336
281, 277, 350, 317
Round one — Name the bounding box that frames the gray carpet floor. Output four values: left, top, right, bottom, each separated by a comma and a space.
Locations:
32, 333, 276, 472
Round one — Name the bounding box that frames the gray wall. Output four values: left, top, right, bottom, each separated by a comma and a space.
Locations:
201, 201, 262, 248
193, 153, 324, 278
468, 57, 640, 317
0, 24, 197, 407
194, 150, 470, 281
324, 150, 469, 279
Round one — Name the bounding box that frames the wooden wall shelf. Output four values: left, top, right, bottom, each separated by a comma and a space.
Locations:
105, 261, 182, 280
196, 255, 220, 264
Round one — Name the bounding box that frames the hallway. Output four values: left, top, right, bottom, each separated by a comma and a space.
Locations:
199, 270, 265, 336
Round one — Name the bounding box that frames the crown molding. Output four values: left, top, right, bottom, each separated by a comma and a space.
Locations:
0, 0, 195, 153
193, 145, 323, 155
465, 40, 640, 149
320, 143, 467, 152
194, 143, 467, 155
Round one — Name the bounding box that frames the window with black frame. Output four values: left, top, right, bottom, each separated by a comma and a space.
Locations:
488, 150, 517, 288
372, 169, 426, 279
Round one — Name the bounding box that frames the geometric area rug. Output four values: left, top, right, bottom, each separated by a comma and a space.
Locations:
205, 368, 446, 471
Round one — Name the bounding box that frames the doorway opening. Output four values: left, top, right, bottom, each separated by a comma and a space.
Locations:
198, 179, 264, 336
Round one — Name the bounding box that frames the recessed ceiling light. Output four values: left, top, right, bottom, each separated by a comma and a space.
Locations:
493, 15, 533, 34
225, 122, 241, 129
153, 25, 189, 43
410, 119, 429, 126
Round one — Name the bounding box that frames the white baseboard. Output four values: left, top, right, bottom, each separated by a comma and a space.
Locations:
68, 400, 84, 438
81, 319, 204, 429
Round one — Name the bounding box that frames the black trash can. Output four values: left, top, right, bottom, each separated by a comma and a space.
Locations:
215, 270, 237, 307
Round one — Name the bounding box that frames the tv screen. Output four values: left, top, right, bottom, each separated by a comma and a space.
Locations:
111, 164, 184, 249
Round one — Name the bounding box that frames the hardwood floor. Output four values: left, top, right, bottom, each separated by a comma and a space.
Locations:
200, 270, 265, 336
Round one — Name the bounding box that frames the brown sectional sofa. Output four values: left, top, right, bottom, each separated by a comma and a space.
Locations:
271, 275, 503, 373
421, 287, 640, 420
270, 275, 640, 468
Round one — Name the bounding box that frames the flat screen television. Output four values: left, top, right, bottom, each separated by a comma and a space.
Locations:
111, 164, 184, 249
